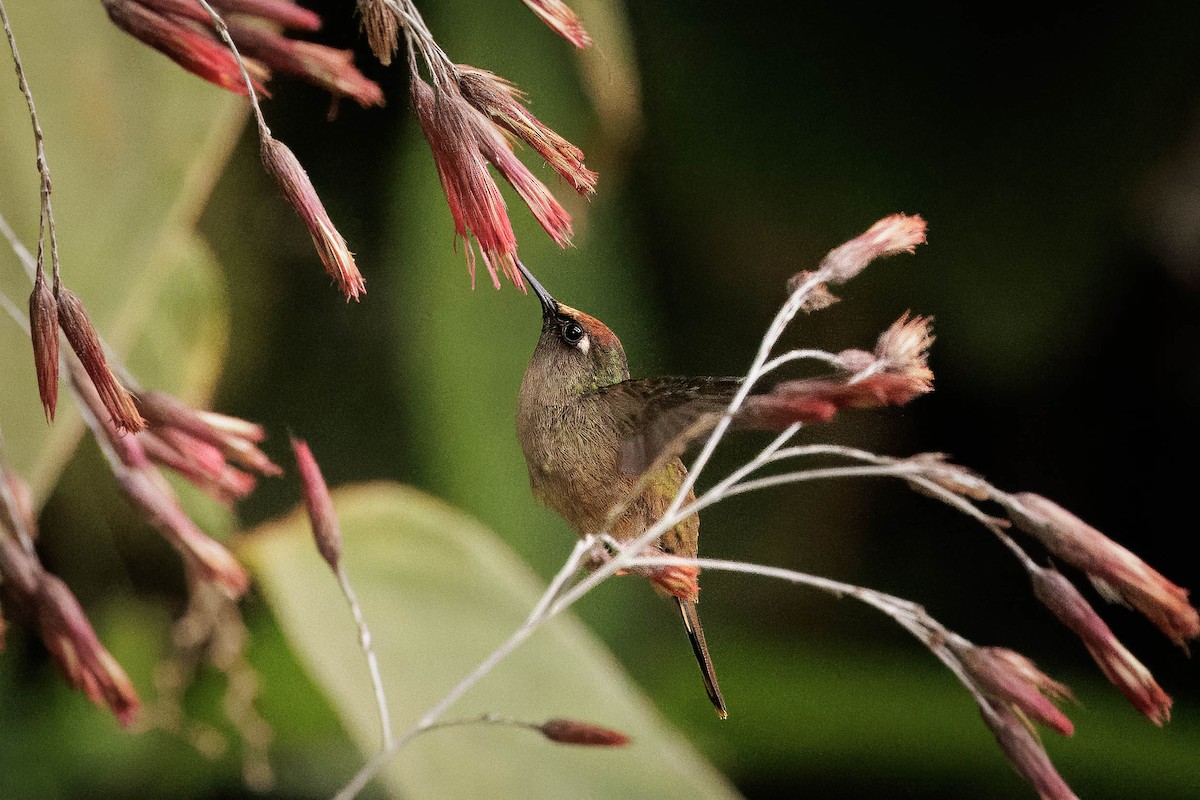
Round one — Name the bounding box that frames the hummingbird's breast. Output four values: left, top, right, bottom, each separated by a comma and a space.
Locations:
516, 391, 632, 536
516, 388, 699, 560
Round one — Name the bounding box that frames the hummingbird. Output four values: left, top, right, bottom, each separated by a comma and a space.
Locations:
512, 256, 935, 720
514, 262, 735, 719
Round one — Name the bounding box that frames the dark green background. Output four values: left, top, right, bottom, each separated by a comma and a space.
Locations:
5, 1, 1199, 798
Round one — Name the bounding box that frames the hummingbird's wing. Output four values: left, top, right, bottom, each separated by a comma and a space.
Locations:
593, 377, 742, 476
599, 368, 934, 476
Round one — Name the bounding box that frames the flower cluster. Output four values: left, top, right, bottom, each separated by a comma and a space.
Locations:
103, 0, 382, 107
70, 362, 270, 597
410, 62, 594, 288
354, 0, 596, 288
102, 0, 593, 297
29, 278, 146, 432
1001, 492, 1200, 647
2, 462, 140, 725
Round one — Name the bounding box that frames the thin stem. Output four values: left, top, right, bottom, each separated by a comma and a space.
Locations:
524, 536, 593, 624
192, 0, 270, 137
727, 463, 922, 497
1, 0, 59, 287
334, 240, 914, 799
3, 212, 144, 390
335, 565, 394, 751
385, 0, 455, 86
661, 270, 830, 522
623, 555, 988, 708
760, 348, 842, 376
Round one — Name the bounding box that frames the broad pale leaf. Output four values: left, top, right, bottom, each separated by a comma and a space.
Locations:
241, 483, 742, 800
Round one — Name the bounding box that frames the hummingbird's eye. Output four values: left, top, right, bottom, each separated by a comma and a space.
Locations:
562, 321, 585, 345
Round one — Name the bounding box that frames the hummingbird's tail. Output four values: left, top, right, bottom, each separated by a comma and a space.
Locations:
676, 597, 727, 719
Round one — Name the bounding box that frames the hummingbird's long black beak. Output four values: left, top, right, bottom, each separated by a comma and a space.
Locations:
517, 260, 557, 322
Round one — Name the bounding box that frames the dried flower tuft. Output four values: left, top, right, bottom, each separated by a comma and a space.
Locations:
954, 643, 1075, 736
357, 0, 400, 65
522, 0, 592, 49
35, 573, 141, 726
56, 288, 145, 433
539, 718, 630, 747
105, 0, 381, 105
412, 76, 521, 288
103, 0, 268, 96
873, 312, 935, 391
28, 271, 59, 421
291, 436, 343, 572
982, 705, 1080, 800
904, 454, 992, 501
457, 66, 597, 196
261, 135, 366, 300
226, 20, 385, 108
786, 270, 840, 311
807, 213, 927, 285
1030, 564, 1173, 725
746, 369, 932, 429
117, 466, 250, 597
1004, 493, 1200, 648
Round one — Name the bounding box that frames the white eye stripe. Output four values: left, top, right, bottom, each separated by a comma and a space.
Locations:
578, 334, 590, 355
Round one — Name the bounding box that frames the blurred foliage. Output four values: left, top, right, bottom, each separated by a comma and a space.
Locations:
4, 0, 1200, 799
242, 483, 740, 800
0, 0, 240, 498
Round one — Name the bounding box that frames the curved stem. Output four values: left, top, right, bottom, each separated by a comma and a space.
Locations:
1, 0, 60, 286
193, 0, 270, 137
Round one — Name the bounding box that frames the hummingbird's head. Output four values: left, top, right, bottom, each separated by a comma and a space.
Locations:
518, 262, 629, 391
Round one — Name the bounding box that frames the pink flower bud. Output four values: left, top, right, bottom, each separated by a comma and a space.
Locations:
1030, 565, 1172, 725
118, 467, 249, 597
106, 0, 380, 106
457, 67, 597, 196
56, 288, 145, 433
0, 530, 39, 597
35, 573, 140, 727
954, 644, 1075, 736
103, 0, 268, 97
140, 430, 255, 505
539, 719, 630, 746
260, 135, 366, 301
226, 20, 384, 108
470, 112, 574, 249
207, 0, 321, 31
1005, 493, 1200, 648
522, 0, 592, 49
808, 213, 927, 285
28, 271, 59, 422
138, 0, 322, 32
412, 77, 520, 289
290, 436, 343, 571
136, 390, 280, 478
981, 705, 1079, 800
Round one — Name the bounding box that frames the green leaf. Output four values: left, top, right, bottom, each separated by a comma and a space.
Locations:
240, 483, 742, 800
0, 0, 242, 500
